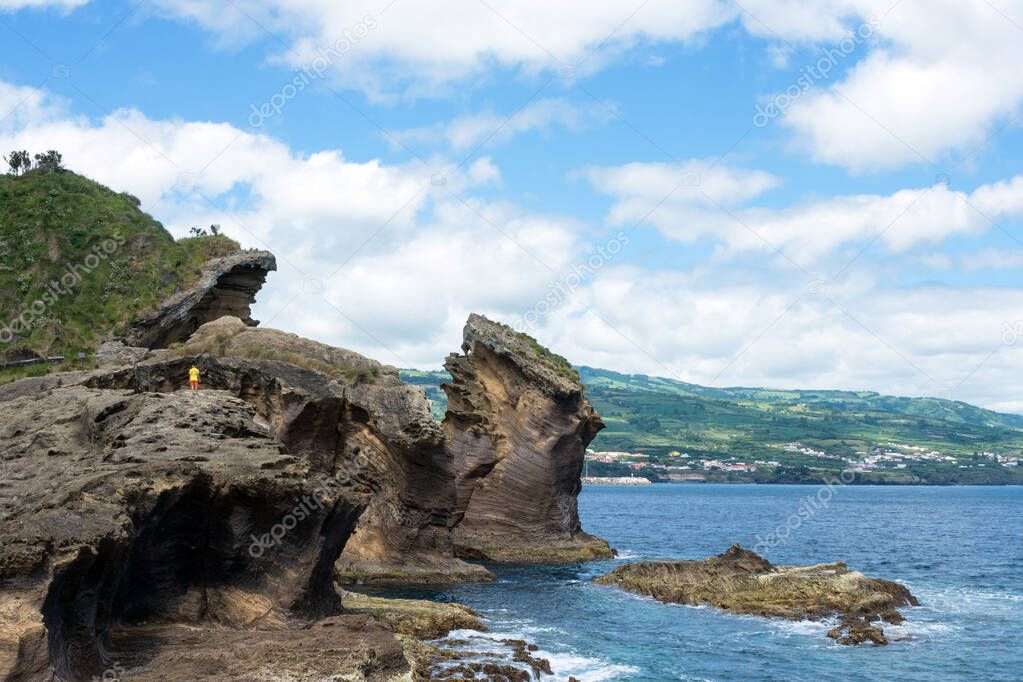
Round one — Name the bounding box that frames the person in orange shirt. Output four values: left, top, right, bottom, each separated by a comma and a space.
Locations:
188, 365, 200, 395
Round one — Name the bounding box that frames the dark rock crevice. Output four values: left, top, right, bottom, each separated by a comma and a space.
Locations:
0, 384, 370, 680
28, 469, 368, 680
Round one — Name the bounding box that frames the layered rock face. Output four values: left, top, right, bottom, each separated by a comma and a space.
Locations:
595, 545, 919, 645
92, 316, 490, 585
126, 250, 277, 348
0, 381, 366, 680
443, 314, 612, 562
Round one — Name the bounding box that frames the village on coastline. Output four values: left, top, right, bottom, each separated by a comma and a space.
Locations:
583, 441, 1022, 485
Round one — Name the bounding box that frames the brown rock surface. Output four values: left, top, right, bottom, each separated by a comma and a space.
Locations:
126, 250, 277, 349
92, 316, 492, 585
595, 544, 919, 645
442, 314, 612, 562
0, 384, 367, 680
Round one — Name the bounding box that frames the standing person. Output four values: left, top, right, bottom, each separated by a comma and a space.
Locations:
188, 365, 200, 395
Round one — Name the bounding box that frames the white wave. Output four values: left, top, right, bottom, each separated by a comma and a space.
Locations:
913, 585, 1023, 608
440, 625, 639, 680
882, 620, 956, 641
539, 650, 640, 681
767, 618, 832, 637
614, 549, 643, 560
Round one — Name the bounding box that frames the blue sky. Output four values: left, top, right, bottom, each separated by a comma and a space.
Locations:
1, 0, 1021, 412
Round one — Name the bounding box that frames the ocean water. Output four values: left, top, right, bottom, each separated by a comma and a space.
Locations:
375, 485, 1023, 681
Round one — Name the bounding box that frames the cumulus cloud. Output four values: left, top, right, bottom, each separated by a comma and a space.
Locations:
141, 0, 735, 99
0, 79, 582, 365
523, 268, 1023, 411
130, 0, 1023, 171
773, 0, 1023, 170
6, 0, 1019, 173
0, 0, 85, 10
2, 77, 1021, 412
395, 97, 614, 152
588, 160, 1023, 267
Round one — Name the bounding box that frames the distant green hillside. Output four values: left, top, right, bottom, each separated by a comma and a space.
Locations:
0, 167, 238, 370
401, 369, 449, 421
400, 367, 1023, 485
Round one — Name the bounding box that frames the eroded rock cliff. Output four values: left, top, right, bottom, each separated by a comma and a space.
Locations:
0, 382, 367, 680
443, 314, 612, 562
92, 316, 491, 585
126, 250, 277, 349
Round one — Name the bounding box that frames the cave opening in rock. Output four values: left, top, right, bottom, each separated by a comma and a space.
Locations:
40, 476, 362, 680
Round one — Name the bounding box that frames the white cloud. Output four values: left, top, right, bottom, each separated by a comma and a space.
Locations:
2, 78, 1022, 412
961, 249, 1023, 271
589, 160, 1023, 266
585, 159, 781, 228
395, 97, 613, 152
132, 0, 1023, 171
774, 0, 1023, 170
6, 0, 1020, 173
0, 79, 580, 366
525, 268, 1023, 411
0, 0, 85, 10
144, 0, 737, 98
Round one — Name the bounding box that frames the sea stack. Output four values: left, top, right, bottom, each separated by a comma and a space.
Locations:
443, 314, 613, 562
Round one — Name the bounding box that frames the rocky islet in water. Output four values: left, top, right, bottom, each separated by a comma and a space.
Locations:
595, 544, 919, 645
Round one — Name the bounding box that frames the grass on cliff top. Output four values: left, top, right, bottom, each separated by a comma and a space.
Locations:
0, 168, 240, 362
482, 317, 579, 383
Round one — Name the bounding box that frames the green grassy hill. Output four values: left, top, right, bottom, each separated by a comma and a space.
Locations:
0, 167, 239, 373
400, 367, 1023, 485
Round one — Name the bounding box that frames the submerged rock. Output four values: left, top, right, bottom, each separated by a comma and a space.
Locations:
443, 314, 612, 562
594, 544, 919, 645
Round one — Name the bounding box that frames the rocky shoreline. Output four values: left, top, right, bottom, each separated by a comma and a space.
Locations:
595, 544, 919, 645
0, 249, 610, 680
0, 243, 924, 679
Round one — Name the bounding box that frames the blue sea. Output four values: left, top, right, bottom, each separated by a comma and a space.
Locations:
379, 485, 1023, 681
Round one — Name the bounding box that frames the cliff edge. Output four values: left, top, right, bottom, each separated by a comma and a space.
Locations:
443, 314, 613, 562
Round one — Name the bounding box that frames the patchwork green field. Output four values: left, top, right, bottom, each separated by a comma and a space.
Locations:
401, 367, 1023, 485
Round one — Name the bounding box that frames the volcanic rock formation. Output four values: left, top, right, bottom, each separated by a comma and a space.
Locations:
0, 381, 366, 680
92, 316, 491, 585
595, 544, 919, 645
443, 314, 613, 562
0, 239, 622, 677
126, 250, 277, 348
